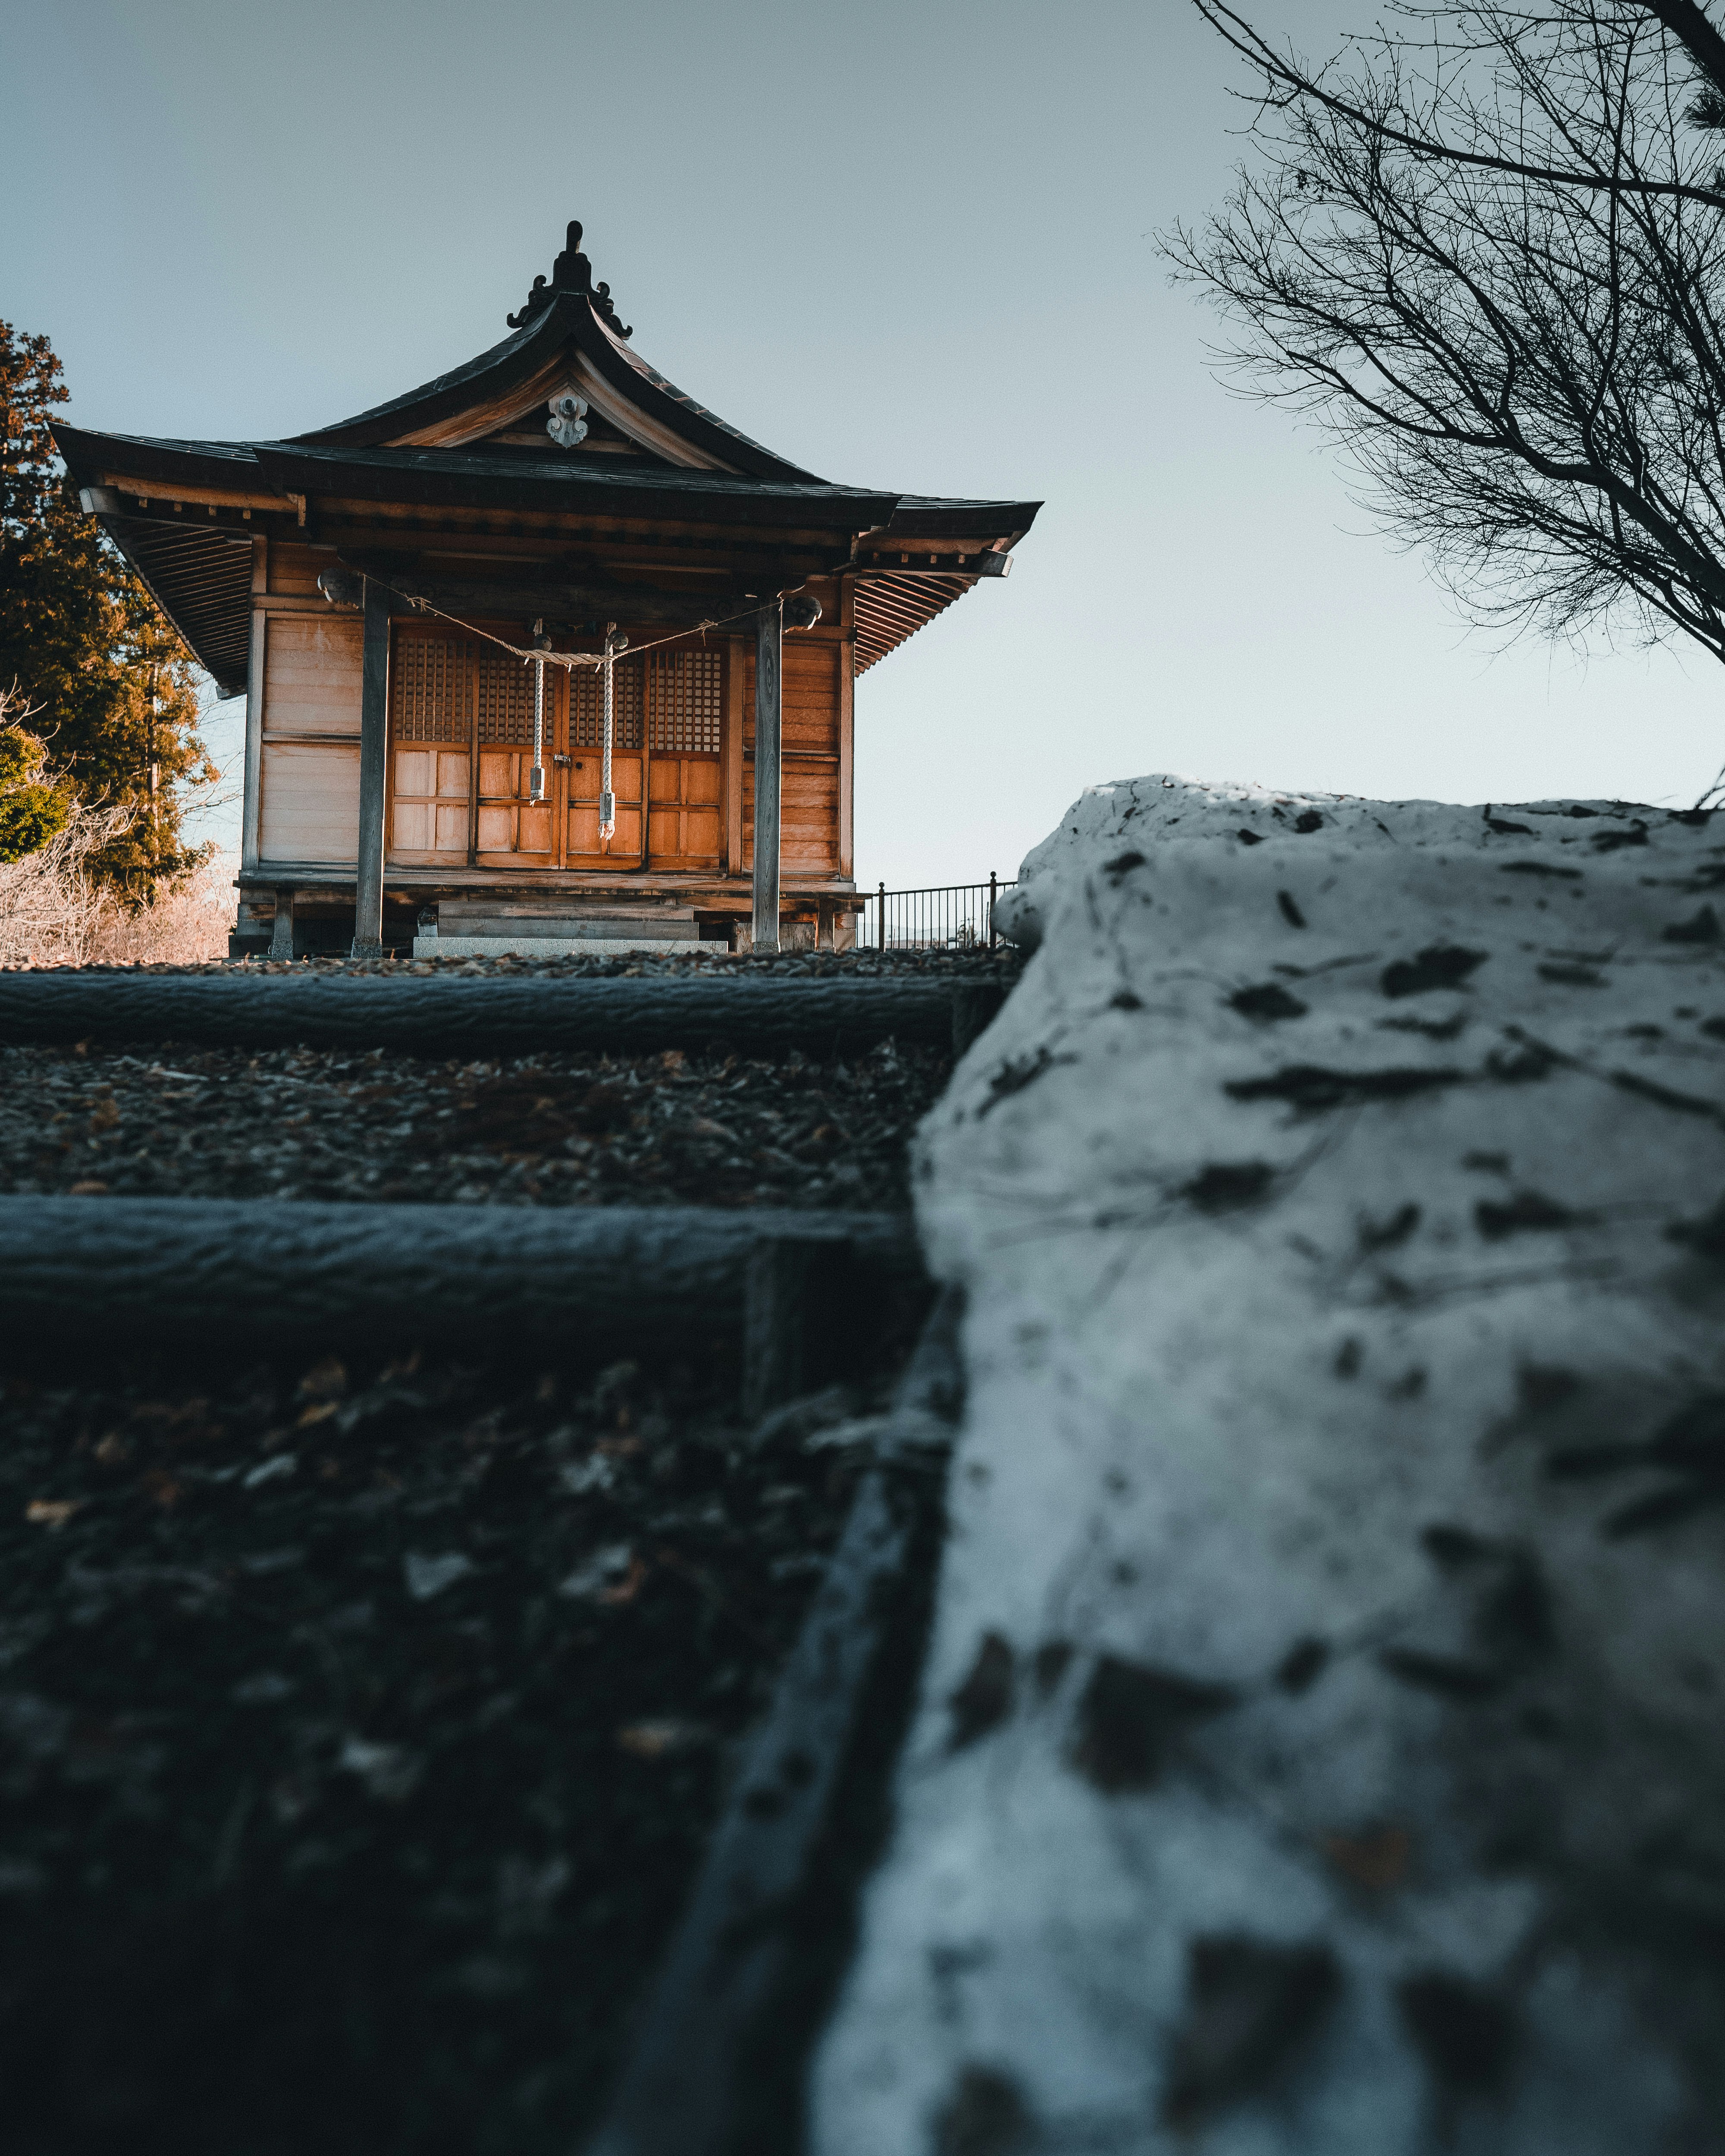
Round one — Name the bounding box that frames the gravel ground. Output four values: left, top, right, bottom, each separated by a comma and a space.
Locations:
0, 1040, 949, 1211
0, 950, 1017, 1211
0, 1338, 930, 2155
9, 949, 1022, 981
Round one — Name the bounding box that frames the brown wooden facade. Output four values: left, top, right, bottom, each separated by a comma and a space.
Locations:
56, 220, 1039, 955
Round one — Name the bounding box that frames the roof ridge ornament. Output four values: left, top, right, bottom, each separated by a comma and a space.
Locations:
506, 219, 633, 339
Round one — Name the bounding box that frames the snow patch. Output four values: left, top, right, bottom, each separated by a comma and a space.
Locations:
814, 776, 1725, 2153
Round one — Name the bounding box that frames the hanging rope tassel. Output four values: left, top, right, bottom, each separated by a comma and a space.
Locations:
599, 623, 620, 841
529, 624, 548, 804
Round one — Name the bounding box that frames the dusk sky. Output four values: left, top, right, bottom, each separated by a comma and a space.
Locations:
7, 0, 1724, 889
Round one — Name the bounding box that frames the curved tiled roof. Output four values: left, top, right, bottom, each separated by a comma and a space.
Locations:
53, 227, 1040, 690
288, 287, 825, 486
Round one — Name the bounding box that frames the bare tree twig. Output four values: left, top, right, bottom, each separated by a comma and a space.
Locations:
1167, 1, 1725, 698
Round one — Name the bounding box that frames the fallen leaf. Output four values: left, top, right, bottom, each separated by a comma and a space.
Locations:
404, 1551, 474, 1602
298, 1357, 348, 1403
336, 1736, 422, 1802
67, 1180, 108, 1197
141, 1470, 184, 1511
1324, 1824, 1413, 1891
558, 1543, 636, 1601
599, 1554, 649, 1606
242, 1454, 297, 1490
25, 1500, 82, 1529
558, 1454, 618, 1498
616, 1718, 710, 1761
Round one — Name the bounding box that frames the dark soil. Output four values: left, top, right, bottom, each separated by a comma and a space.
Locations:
0, 1337, 920, 2156
0, 950, 994, 2150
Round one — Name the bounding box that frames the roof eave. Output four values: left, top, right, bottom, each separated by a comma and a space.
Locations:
92, 511, 253, 699
53, 423, 267, 494
883, 497, 1043, 545
250, 444, 897, 531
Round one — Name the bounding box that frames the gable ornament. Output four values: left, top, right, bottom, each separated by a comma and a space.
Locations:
547, 393, 589, 448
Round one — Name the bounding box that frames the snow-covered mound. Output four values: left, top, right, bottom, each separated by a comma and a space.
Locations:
814, 776, 1725, 2153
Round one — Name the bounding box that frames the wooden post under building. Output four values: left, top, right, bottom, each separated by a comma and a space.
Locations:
56, 217, 1039, 960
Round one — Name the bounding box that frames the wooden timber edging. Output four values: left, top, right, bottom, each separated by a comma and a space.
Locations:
586, 1289, 962, 2156
0, 1197, 916, 1354
0, 974, 1007, 1058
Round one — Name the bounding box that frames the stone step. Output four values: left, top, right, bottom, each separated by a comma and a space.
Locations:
414, 934, 718, 959
437, 903, 699, 924
429, 915, 701, 941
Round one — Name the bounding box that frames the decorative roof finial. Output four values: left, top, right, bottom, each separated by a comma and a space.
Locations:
506, 220, 633, 338
553, 221, 590, 294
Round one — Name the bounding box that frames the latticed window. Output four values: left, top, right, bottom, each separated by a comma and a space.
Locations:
391, 635, 716, 758
646, 647, 722, 754
391, 638, 477, 743
571, 657, 644, 749
475, 652, 551, 745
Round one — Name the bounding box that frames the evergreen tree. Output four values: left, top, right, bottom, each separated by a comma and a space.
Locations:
0, 694, 72, 862
0, 321, 214, 891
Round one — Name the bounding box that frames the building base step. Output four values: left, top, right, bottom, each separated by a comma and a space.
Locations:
414, 935, 722, 959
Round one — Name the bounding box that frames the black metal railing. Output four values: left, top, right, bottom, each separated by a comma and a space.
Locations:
860, 875, 1016, 952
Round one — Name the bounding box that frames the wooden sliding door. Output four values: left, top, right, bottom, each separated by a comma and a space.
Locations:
475, 652, 558, 870
388, 631, 475, 866
389, 626, 728, 874
645, 646, 724, 870
567, 644, 725, 872
387, 627, 560, 869
567, 660, 644, 866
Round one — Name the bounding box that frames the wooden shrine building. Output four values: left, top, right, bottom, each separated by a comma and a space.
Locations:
56, 220, 1040, 958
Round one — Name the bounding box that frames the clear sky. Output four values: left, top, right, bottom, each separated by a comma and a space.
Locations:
6, 0, 1724, 891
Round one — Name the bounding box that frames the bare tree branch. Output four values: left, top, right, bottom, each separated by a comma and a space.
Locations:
1167, 1, 1725, 679
1193, 0, 1725, 204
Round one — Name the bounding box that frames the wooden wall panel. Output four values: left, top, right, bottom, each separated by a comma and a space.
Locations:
837, 579, 854, 879
264, 615, 364, 736
259, 742, 361, 864
742, 764, 840, 874
740, 635, 844, 877
742, 640, 842, 747
782, 641, 840, 755
267, 544, 336, 597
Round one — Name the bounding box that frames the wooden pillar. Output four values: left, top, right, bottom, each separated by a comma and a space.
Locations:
269, 887, 294, 960
241, 538, 267, 875
352, 578, 390, 958
752, 599, 783, 953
